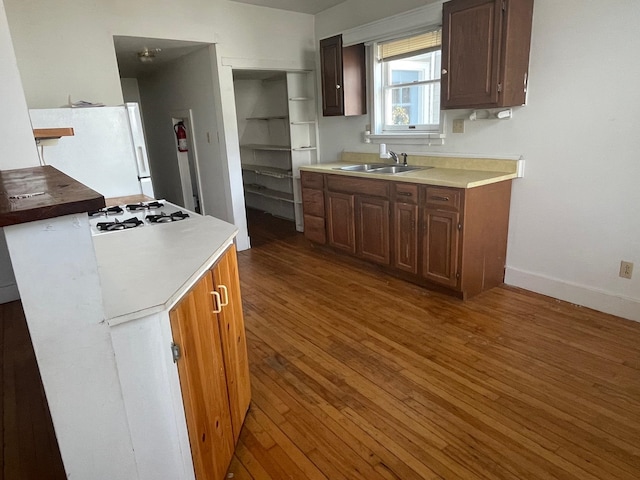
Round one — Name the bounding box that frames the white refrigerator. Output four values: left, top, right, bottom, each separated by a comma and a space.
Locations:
29, 103, 155, 199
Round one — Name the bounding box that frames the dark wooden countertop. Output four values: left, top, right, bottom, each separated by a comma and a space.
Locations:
0, 166, 105, 227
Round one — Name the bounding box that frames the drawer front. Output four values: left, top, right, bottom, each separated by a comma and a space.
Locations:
301, 171, 324, 189
393, 183, 419, 204
326, 175, 389, 198
424, 186, 461, 211
304, 215, 326, 244
302, 188, 325, 217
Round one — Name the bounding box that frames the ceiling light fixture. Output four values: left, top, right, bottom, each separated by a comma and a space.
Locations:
137, 47, 162, 63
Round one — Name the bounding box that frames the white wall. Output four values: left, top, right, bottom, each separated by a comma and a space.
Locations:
3, 0, 314, 252
0, 0, 40, 303
3, 0, 315, 108
138, 47, 230, 220
315, 0, 640, 320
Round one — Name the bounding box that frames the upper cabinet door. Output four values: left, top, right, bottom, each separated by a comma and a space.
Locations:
320, 35, 344, 116
320, 35, 367, 116
441, 0, 534, 109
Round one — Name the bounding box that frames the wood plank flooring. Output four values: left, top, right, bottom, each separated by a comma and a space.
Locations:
0, 301, 65, 480
228, 209, 640, 480
2, 208, 640, 479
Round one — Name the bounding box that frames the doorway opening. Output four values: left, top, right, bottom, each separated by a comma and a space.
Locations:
232, 69, 319, 241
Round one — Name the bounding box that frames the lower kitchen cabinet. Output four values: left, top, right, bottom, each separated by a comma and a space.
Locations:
326, 191, 356, 254
301, 172, 326, 244
422, 208, 460, 287
393, 202, 419, 275
210, 244, 251, 445
169, 245, 251, 480
356, 195, 390, 265
301, 171, 512, 298
392, 183, 419, 275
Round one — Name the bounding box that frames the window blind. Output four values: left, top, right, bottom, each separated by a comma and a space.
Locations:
380, 30, 442, 61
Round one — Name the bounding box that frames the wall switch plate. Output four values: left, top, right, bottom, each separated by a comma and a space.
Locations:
620, 261, 634, 279
452, 119, 465, 134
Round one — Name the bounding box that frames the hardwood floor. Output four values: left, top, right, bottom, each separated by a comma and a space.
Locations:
2, 209, 640, 479
0, 301, 65, 480
229, 209, 640, 479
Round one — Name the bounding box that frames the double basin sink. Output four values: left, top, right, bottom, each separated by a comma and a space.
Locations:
334, 163, 431, 175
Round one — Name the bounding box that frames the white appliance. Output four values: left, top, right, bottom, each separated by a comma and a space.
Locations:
29, 103, 155, 199
88, 200, 193, 236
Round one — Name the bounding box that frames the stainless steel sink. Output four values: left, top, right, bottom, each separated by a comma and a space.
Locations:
334, 163, 389, 172
369, 165, 425, 174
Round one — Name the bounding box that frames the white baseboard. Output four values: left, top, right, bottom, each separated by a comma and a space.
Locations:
0, 282, 20, 304
505, 267, 640, 323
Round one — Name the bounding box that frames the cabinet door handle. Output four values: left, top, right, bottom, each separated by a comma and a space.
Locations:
441, 68, 448, 75
211, 291, 222, 313
336, 84, 341, 89
398, 192, 413, 197
431, 195, 449, 202
218, 285, 229, 307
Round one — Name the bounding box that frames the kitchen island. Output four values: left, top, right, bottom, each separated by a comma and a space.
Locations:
1, 166, 249, 480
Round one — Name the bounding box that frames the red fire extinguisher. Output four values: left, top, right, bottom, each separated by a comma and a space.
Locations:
174, 122, 188, 152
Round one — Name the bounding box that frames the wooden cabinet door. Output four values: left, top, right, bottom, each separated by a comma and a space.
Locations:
422, 209, 460, 287
320, 35, 344, 116
169, 273, 234, 480
356, 196, 390, 265
393, 202, 419, 274
442, 0, 501, 109
211, 245, 251, 445
320, 35, 366, 116
326, 191, 356, 254
442, 0, 534, 109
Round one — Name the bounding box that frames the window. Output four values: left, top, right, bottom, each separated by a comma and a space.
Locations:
373, 30, 442, 135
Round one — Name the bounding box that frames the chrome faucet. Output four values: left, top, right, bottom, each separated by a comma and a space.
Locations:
389, 151, 408, 166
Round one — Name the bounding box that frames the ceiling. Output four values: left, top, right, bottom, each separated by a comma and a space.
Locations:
228, 0, 347, 15
113, 36, 210, 78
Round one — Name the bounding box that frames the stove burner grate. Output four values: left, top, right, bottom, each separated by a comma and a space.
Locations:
88, 206, 124, 217
96, 217, 144, 231
146, 211, 190, 223
126, 201, 165, 211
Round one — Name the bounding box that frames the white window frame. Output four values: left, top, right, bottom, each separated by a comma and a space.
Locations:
371, 30, 444, 139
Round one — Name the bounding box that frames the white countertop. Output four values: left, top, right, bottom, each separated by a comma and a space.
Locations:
92, 214, 237, 325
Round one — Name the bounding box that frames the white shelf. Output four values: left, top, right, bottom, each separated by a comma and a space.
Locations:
242, 164, 292, 179
241, 144, 291, 151
246, 115, 287, 121
292, 146, 317, 151
244, 184, 294, 203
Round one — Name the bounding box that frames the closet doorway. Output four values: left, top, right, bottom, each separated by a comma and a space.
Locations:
232, 69, 318, 238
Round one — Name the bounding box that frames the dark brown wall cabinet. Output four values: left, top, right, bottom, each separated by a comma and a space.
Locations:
301, 171, 513, 299
320, 34, 366, 116
441, 0, 534, 109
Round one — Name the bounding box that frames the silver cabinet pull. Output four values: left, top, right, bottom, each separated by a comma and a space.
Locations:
398, 192, 413, 197
431, 196, 449, 202
441, 68, 448, 75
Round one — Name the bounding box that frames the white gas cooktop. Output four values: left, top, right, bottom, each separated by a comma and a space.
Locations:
88, 200, 194, 235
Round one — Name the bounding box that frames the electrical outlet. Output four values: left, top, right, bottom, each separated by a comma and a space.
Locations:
619, 261, 634, 279
452, 119, 465, 134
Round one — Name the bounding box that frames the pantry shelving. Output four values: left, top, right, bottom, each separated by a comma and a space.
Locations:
234, 70, 319, 229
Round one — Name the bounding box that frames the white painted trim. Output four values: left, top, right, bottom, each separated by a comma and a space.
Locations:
0, 283, 19, 303
341, 2, 445, 46
505, 267, 640, 323
221, 57, 314, 72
